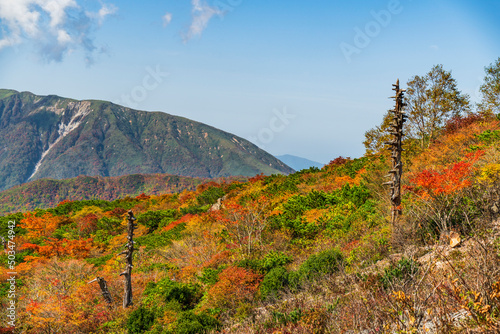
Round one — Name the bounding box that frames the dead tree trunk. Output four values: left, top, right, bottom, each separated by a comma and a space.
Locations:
384, 79, 407, 226
88, 277, 113, 308
120, 210, 137, 308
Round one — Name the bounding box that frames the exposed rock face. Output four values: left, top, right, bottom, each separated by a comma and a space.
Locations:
0, 89, 293, 191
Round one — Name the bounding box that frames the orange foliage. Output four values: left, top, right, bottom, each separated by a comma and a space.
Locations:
78, 214, 99, 234
406, 151, 483, 199
104, 207, 127, 218
135, 192, 150, 200
57, 199, 72, 207
202, 250, 232, 269
21, 258, 106, 333
303, 208, 327, 224
20, 212, 60, 240
204, 266, 262, 310
410, 119, 498, 172
318, 168, 365, 193
178, 189, 197, 207
22, 238, 93, 261
162, 213, 194, 232
248, 173, 266, 183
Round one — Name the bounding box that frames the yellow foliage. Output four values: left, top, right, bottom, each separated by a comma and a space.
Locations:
409, 120, 496, 172
72, 206, 104, 219
478, 163, 500, 183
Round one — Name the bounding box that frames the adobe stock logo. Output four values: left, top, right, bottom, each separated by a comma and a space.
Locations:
117, 65, 169, 109
248, 108, 296, 149
340, 0, 408, 63
213, 0, 243, 13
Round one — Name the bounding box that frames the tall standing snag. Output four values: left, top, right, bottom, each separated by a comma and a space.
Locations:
384, 79, 407, 225
120, 210, 137, 308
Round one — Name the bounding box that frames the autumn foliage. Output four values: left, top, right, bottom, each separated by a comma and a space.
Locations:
406, 151, 484, 199
2, 91, 500, 333
22, 237, 93, 261
204, 267, 263, 310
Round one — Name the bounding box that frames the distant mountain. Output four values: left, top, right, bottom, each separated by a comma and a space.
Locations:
0, 89, 293, 191
276, 154, 324, 171
0, 173, 240, 215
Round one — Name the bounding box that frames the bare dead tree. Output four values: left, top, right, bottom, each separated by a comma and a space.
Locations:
120, 210, 137, 308
88, 277, 114, 308
384, 79, 407, 226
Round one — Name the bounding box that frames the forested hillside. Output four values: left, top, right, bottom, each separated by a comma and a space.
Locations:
1, 59, 499, 333
0, 174, 246, 215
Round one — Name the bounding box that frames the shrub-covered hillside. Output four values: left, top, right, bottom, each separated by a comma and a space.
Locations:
1, 60, 500, 333
0, 174, 247, 215
1, 111, 499, 333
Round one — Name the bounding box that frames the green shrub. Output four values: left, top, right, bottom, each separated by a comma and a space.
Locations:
144, 279, 201, 310
300, 249, 344, 277
476, 129, 500, 144
136, 209, 178, 232
272, 185, 371, 238
287, 249, 344, 291
261, 251, 293, 272
197, 187, 224, 206
97, 216, 123, 231
199, 268, 222, 285
0, 213, 25, 236
85, 254, 113, 268
180, 205, 209, 215
127, 306, 155, 334
260, 266, 289, 299
135, 223, 185, 249
263, 174, 300, 194
174, 311, 220, 334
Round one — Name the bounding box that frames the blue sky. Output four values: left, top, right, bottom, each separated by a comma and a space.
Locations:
1, 0, 499, 164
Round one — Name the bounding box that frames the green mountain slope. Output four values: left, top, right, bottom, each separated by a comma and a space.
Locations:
0, 89, 293, 191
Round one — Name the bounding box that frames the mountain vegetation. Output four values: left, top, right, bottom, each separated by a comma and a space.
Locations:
0, 58, 500, 333
0, 174, 246, 215
0, 90, 293, 191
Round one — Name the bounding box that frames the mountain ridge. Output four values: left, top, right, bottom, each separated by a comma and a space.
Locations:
0, 89, 293, 191
276, 154, 324, 171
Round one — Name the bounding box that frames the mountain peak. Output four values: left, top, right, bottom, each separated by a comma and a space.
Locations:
0, 90, 293, 191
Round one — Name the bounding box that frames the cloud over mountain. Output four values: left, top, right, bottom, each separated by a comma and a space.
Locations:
0, 0, 116, 62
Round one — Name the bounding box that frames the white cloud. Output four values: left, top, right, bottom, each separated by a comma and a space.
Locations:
0, 0, 116, 63
95, 3, 117, 25
183, 0, 223, 42
162, 12, 172, 27
57, 29, 71, 44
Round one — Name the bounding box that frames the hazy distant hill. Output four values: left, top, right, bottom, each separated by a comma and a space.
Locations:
276, 154, 324, 171
0, 89, 293, 191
